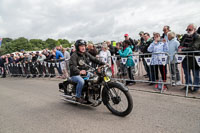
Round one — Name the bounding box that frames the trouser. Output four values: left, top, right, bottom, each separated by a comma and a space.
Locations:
1, 66, 6, 77
170, 63, 180, 81
49, 64, 56, 76
56, 62, 63, 76
12, 64, 16, 76
126, 66, 135, 83
18, 64, 23, 76
71, 75, 85, 98
66, 61, 70, 76
142, 58, 148, 75
43, 63, 48, 76
37, 63, 44, 76
119, 63, 127, 76
30, 63, 38, 76
13, 64, 19, 76
151, 65, 167, 82
25, 63, 30, 76
182, 60, 200, 90
142, 58, 151, 80
8, 65, 13, 75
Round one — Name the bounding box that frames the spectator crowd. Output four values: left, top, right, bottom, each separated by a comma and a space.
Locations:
1, 24, 200, 93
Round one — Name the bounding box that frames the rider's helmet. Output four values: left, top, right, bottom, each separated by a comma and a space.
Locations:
75, 39, 87, 51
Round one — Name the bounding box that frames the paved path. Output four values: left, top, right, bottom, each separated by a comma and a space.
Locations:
0, 78, 200, 133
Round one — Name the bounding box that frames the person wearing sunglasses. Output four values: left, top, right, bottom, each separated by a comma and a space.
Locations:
179, 23, 200, 93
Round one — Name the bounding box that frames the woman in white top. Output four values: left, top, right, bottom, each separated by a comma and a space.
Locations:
99, 43, 111, 67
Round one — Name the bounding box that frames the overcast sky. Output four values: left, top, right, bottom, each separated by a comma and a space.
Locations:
0, 0, 200, 43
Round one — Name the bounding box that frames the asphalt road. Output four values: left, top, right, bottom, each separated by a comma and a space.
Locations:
0, 78, 200, 133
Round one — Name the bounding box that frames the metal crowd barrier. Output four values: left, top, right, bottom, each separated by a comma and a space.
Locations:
98, 51, 199, 96
3, 51, 200, 97
173, 51, 200, 96
4, 59, 70, 78
98, 52, 172, 93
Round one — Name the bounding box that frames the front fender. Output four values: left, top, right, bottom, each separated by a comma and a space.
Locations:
113, 81, 129, 92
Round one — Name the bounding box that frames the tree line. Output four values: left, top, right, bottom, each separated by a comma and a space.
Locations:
0, 37, 73, 55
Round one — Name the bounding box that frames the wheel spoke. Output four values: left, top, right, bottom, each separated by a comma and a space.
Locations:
107, 87, 128, 113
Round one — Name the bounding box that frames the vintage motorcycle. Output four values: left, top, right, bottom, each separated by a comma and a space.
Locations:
59, 60, 133, 117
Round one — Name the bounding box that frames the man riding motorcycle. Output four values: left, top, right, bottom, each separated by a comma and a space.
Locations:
69, 39, 105, 103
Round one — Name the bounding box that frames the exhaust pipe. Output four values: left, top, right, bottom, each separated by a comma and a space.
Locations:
60, 94, 74, 99
61, 98, 80, 104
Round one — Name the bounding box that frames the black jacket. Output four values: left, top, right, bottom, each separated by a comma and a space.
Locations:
180, 32, 200, 51
69, 51, 105, 77
180, 32, 200, 69
197, 27, 200, 34
108, 44, 116, 56
32, 56, 37, 62
129, 38, 136, 51
88, 48, 98, 57
0, 58, 6, 67
0, 57, 3, 67
140, 39, 153, 54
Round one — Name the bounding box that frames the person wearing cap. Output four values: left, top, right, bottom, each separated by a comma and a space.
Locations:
124, 34, 136, 51
139, 31, 145, 46
35, 51, 39, 59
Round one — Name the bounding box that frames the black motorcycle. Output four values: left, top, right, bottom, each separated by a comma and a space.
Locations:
59, 60, 133, 117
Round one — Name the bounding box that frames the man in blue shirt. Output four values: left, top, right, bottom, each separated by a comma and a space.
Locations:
53, 48, 64, 77
55, 49, 64, 59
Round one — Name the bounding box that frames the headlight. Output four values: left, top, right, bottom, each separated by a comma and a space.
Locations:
105, 67, 112, 77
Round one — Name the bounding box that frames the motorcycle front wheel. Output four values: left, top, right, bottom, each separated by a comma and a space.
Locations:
102, 82, 133, 117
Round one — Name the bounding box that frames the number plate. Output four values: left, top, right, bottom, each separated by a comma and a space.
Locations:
104, 76, 110, 82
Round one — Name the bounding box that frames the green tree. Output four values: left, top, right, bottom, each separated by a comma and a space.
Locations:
2, 38, 12, 44
46, 38, 57, 49
0, 37, 74, 55
58, 39, 72, 48
30, 39, 48, 50
12, 37, 31, 52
